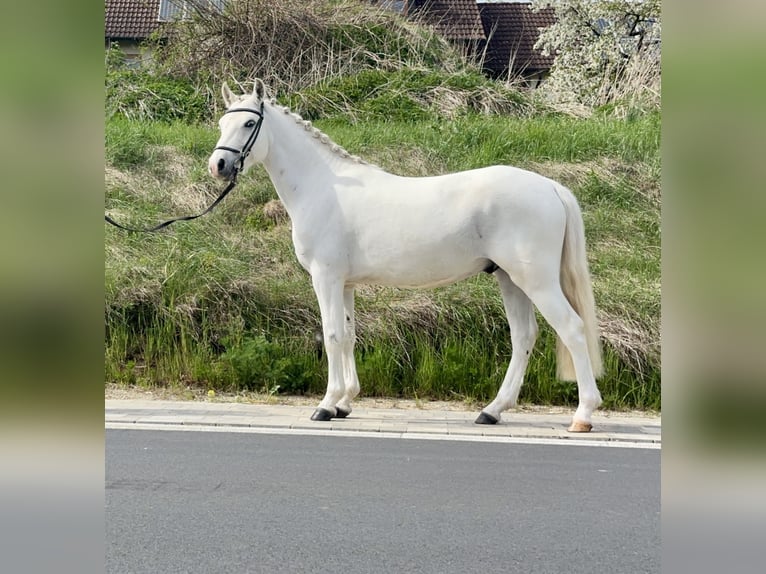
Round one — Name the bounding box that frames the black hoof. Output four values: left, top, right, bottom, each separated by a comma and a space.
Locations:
475, 412, 499, 425
334, 407, 351, 419
310, 408, 334, 421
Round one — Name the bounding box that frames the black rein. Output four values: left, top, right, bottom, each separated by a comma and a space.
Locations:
105, 102, 264, 233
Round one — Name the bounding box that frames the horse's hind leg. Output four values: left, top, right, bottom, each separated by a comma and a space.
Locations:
335, 285, 360, 418
516, 274, 602, 432
476, 270, 538, 425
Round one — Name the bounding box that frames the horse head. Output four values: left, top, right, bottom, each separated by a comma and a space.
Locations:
208, 79, 269, 181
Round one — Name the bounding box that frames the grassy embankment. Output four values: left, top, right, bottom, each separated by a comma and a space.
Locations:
105, 100, 660, 410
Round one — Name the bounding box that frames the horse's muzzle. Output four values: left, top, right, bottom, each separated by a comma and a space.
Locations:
208, 154, 237, 181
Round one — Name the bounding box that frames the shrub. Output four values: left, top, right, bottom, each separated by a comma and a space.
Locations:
106, 3, 536, 123
218, 335, 316, 394
150, 0, 469, 97
532, 0, 661, 114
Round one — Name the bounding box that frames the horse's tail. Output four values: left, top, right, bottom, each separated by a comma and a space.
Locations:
552, 183, 603, 381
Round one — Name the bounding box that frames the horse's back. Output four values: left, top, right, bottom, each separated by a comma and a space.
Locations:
395, 165, 563, 212
345, 163, 560, 211
335, 164, 568, 288
366, 165, 568, 243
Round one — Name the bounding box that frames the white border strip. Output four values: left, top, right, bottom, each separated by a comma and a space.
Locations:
106, 422, 660, 450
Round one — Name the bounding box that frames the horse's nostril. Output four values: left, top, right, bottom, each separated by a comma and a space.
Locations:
217, 158, 226, 172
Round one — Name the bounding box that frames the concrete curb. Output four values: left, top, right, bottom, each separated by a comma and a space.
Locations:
106, 399, 660, 448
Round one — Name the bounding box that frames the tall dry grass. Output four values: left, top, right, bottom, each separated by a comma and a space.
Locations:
153, 0, 467, 100
593, 53, 661, 118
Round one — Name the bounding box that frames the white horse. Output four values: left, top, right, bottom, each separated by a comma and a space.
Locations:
208, 80, 603, 432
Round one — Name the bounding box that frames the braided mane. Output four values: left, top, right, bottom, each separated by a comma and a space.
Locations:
267, 99, 373, 166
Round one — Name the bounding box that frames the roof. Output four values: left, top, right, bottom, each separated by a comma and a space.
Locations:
478, 2, 555, 74
407, 0, 485, 40
105, 0, 161, 40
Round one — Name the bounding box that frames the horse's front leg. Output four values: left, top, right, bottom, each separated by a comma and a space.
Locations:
334, 285, 360, 418
310, 273, 348, 421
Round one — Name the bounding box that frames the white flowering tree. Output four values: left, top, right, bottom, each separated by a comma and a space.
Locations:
532, 0, 661, 111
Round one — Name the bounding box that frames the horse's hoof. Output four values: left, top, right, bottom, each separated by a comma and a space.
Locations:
310, 408, 334, 422
334, 407, 351, 419
475, 412, 499, 425
567, 420, 593, 433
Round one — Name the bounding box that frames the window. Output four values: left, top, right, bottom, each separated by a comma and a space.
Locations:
373, 1, 406, 13
158, 0, 226, 22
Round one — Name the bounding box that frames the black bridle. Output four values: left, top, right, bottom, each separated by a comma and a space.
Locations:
105, 101, 265, 233
213, 101, 265, 174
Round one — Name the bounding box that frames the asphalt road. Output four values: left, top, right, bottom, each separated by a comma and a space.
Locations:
106, 430, 659, 574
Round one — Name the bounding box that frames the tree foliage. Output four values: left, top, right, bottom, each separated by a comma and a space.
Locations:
532, 0, 661, 112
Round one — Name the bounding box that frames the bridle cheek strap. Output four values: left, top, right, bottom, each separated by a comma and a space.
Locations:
214, 101, 265, 173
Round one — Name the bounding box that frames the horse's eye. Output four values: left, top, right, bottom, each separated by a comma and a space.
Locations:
245, 120, 256, 128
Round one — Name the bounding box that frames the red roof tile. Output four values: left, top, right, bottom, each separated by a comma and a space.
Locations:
478, 2, 556, 75
105, 0, 161, 40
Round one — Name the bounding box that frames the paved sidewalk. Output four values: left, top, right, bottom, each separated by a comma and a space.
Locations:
106, 399, 660, 448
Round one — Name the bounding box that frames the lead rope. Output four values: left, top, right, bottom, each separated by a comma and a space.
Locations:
104, 173, 238, 233
106, 101, 263, 233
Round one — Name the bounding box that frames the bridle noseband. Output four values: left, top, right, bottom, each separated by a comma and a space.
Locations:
105, 100, 266, 233
214, 100, 266, 174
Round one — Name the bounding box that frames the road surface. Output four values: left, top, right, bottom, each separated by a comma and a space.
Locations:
107, 429, 659, 573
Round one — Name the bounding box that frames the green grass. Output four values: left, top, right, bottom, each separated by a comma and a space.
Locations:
105, 111, 660, 411
323, 111, 659, 169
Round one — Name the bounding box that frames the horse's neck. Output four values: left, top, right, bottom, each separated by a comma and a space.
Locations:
261, 107, 359, 215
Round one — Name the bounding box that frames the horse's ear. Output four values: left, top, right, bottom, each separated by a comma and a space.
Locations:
253, 78, 267, 101
221, 82, 236, 107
